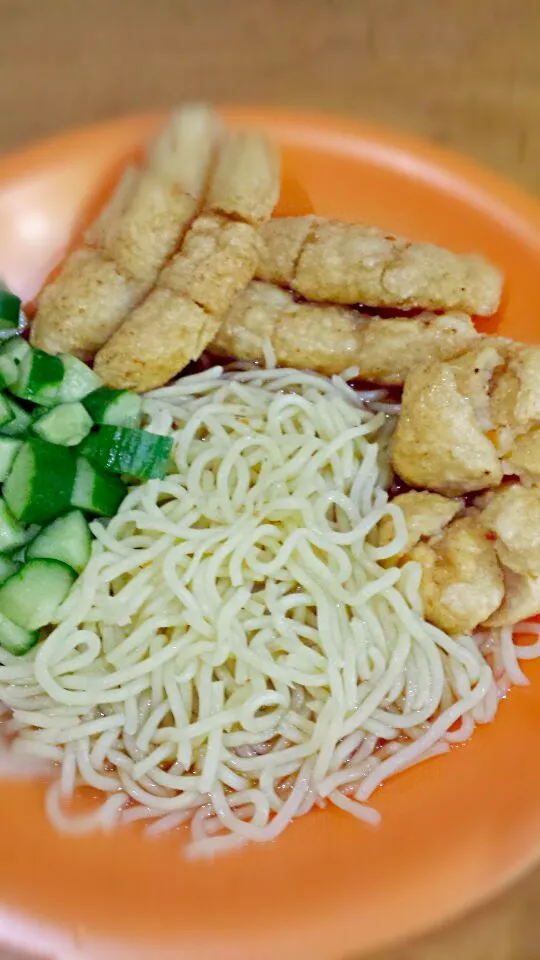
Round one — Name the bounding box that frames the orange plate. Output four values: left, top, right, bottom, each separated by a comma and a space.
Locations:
1, 108, 540, 960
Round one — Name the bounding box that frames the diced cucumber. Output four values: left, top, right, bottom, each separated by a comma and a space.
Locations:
11, 347, 65, 405
0, 337, 31, 388
4, 439, 76, 524
56, 355, 101, 403
0, 397, 32, 437
10, 348, 101, 407
71, 457, 127, 517
27, 509, 92, 574
0, 289, 22, 332
0, 394, 14, 428
80, 425, 172, 480
0, 499, 31, 553
83, 387, 142, 428
0, 555, 20, 585
0, 558, 76, 630
32, 402, 93, 446
0, 438, 21, 482
0, 612, 38, 656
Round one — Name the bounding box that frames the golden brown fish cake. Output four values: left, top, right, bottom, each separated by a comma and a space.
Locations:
256, 217, 503, 315
409, 517, 504, 635
94, 129, 280, 391
476, 484, 540, 578
206, 131, 280, 225
256, 217, 321, 286
159, 215, 262, 316
211, 282, 479, 381
85, 105, 220, 286
93, 290, 217, 393
503, 427, 540, 483
448, 343, 506, 430
392, 359, 502, 496
211, 281, 366, 371
491, 345, 540, 439
95, 218, 261, 391
486, 567, 540, 627
376, 491, 462, 562
32, 105, 220, 357
30, 249, 145, 359
351, 313, 479, 386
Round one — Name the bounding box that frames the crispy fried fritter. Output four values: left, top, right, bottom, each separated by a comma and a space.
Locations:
211, 281, 479, 381
392, 358, 502, 496
31, 106, 220, 357
93, 290, 219, 393
94, 132, 280, 391
376, 491, 462, 562
477, 484, 540, 578
206, 131, 280, 225
29, 249, 145, 359
410, 517, 504, 634
257, 217, 503, 315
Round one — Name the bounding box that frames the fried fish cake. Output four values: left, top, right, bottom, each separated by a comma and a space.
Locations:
257, 217, 503, 315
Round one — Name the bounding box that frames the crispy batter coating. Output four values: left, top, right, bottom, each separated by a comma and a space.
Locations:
85, 106, 220, 286
29, 250, 145, 359
257, 217, 503, 315
392, 358, 502, 496
448, 343, 506, 430
94, 216, 262, 391
206, 131, 280, 225
32, 105, 220, 357
94, 130, 280, 391
159, 215, 261, 316
491, 345, 540, 431
376, 491, 462, 561
486, 567, 540, 627
477, 484, 540, 578
93, 290, 219, 393
211, 281, 479, 381
504, 427, 540, 483
410, 517, 504, 635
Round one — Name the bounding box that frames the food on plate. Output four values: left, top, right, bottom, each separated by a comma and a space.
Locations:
94, 132, 279, 391
31, 105, 221, 358
391, 351, 503, 496
407, 517, 505, 634
0, 104, 539, 857
376, 490, 462, 560
211, 280, 480, 381
256, 216, 503, 314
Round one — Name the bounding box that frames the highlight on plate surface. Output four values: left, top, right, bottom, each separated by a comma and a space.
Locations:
0, 103, 538, 858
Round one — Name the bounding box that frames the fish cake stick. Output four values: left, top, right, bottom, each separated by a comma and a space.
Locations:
95, 213, 261, 391
93, 291, 216, 393
211, 281, 480, 382
94, 132, 280, 391
88, 105, 221, 285
257, 217, 503, 316
31, 105, 220, 358
31, 249, 146, 360
95, 215, 262, 391
206, 131, 280, 225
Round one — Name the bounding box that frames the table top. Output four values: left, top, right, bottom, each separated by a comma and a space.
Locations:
1, 1, 539, 958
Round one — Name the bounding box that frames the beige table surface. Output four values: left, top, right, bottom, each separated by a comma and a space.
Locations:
1, 1, 540, 958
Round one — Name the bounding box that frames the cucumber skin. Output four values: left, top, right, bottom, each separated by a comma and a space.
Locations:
71, 457, 127, 517
81, 426, 173, 480
4, 439, 76, 524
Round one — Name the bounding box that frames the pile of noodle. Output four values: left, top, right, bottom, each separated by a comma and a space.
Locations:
0, 364, 536, 857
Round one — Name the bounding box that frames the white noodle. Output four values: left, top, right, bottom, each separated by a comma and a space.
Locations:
0, 365, 538, 856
